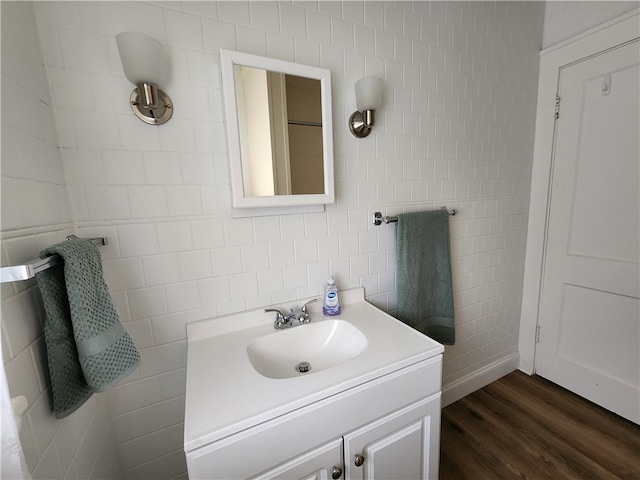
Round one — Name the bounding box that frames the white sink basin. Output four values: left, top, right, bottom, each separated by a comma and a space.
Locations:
247, 319, 368, 378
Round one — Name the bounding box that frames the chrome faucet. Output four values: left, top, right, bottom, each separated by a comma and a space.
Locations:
265, 299, 318, 330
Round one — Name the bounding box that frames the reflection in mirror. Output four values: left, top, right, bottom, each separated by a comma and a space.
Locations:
234, 67, 324, 196
221, 49, 334, 211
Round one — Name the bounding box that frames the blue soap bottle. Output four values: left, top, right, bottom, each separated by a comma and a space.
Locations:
322, 276, 341, 316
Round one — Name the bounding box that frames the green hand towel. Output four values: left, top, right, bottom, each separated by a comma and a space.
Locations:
396, 210, 455, 345
36, 239, 140, 418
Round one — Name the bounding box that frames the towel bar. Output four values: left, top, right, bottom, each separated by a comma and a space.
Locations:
373, 207, 457, 226
0, 235, 108, 284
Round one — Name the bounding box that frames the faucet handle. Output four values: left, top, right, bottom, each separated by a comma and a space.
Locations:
301, 298, 318, 313
265, 308, 287, 328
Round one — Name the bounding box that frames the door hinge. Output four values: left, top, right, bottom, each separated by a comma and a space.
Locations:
554, 94, 561, 119
535, 324, 541, 343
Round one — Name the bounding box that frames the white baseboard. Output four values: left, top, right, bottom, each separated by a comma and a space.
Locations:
441, 353, 520, 408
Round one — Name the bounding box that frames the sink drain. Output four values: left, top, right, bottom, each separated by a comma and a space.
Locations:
296, 362, 311, 373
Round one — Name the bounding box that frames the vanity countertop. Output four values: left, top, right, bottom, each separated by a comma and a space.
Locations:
184, 288, 443, 452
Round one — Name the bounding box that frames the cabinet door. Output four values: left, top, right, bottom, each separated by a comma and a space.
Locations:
251, 438, 344, 480
344, 394, 441, 480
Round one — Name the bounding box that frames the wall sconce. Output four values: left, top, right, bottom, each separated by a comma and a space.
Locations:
349, 77, 384, 138
116, 32, 172, 125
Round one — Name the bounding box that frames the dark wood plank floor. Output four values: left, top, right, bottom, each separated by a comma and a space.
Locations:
440, 371, 640, 480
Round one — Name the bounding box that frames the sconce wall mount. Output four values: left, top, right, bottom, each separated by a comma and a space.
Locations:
349, 109, 375, 138
349, 77, 384, 138
128, 83, 172, 125
116, 32, 173, 126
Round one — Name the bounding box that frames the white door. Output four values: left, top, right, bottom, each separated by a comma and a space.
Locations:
535, 39, 640, 423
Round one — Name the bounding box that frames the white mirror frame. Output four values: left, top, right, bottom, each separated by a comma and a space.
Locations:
220, 49, 335, 211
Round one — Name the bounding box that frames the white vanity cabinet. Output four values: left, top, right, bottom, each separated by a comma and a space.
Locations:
184, 289, 444, 480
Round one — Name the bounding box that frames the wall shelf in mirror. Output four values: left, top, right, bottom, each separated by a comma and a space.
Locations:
220, 49, 335, 215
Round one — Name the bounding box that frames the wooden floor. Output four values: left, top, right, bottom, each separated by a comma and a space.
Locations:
440, 371, 640, 480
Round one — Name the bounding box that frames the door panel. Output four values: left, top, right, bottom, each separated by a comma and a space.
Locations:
363, 420, 424, 480
536, 39, 640, 423
567, 59, 640, 264
251, 438, 343, 480
344, 395, 440, 480
557, 284, 639, 385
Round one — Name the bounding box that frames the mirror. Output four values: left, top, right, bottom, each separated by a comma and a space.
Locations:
221, 50, 334, 210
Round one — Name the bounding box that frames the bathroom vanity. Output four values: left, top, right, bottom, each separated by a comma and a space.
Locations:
184, 288, 444, 479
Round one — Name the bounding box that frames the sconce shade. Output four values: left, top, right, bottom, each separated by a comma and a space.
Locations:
355, 77, 384, 111
116, 32, 166, 86
116, 32, 172, 125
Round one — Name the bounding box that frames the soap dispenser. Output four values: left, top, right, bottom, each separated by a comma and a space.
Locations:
322, 276, 341, 316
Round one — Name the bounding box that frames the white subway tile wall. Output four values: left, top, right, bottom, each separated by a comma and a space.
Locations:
2, 1, 545, 479
1, 2, 122, 479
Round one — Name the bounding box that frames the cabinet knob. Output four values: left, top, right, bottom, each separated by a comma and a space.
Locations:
354, 454, 365, 467
331, 465, 343, 479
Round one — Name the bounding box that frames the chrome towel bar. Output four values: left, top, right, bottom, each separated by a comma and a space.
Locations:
0, 235, 108, 284
373, 207, 457, 226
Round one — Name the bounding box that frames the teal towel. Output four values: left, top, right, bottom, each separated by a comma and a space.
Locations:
396, 210, 455, 345
36, 239, 140, 418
